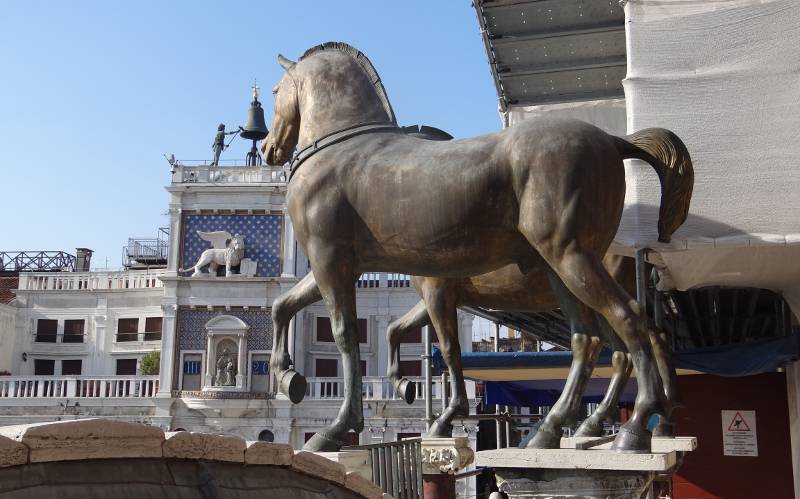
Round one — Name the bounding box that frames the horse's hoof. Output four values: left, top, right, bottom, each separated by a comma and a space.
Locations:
610, 425, 651, 453
526, 426, 562, 449
397, 378, 416, 405
426, 420, 453, 438
574, 418, 603, 438
653, 421, 676, 438
303, 431, 343, 452
277, 369, 307, 404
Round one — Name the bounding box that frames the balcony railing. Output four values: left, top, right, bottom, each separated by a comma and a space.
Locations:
0, 376, 159, 399
171, 163, 288, 184
18, 270, 166, 291
304, 376, 476, 401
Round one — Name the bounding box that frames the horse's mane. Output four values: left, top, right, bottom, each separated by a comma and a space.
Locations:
300, 42, 397, 125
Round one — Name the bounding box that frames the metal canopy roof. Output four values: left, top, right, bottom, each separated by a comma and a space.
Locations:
473, 0, 626, 110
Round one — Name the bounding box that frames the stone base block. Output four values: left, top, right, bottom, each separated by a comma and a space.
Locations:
475, 448, 676, 472
494, 468, 655, 499
317, 449, 372, 481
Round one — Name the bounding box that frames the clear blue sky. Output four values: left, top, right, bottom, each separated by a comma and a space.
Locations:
0, 1, 500, 269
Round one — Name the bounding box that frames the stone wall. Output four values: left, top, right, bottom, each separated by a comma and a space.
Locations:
0, 419, 388, 499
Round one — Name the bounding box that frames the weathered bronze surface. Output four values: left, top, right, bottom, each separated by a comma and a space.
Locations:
264, 42, 693, 452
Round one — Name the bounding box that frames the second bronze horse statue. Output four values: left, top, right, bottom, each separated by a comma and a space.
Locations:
264, 42, 693, 452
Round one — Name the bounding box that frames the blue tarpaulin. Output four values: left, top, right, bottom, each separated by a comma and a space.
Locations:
432, 331, 800, 407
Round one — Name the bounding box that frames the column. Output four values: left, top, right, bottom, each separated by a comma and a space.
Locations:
236, 333, 246, 390
281, 210, 296, 278
167, 195, 182, 272
157, 302, 177, 398
376, 315, 390, 378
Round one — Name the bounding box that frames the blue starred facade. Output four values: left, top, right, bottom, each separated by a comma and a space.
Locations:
178, 310, 273, 351
182, 214, 283, 277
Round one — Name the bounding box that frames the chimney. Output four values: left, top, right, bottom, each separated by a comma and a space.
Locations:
75, 248, 93, 272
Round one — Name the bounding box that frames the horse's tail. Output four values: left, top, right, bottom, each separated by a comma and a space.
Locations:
613, 128, 694, 243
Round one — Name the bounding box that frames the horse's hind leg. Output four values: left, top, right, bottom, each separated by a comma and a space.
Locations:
271, 271, 322, 403
575, 350, 633, 437
650, 325, 681, 437
303, 249, 361, 452
420, 279, 468, 437
387, 299, 430, 404
535, 250, 666, 452
527, 270, 602, 448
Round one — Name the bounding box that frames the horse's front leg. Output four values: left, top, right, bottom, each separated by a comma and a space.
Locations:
527, 269, 602, 448
420, 280, 468, 438
303, 252, 361, 452
271, 272, 322, 403
386, 299, 430, 404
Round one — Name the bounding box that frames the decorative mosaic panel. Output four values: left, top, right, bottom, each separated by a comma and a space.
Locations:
182, 214, 283, 277
178, 310, 273, 351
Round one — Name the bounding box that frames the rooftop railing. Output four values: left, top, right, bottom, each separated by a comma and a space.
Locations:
357, 273, 412, 289
18, 270, 166, 291
304, 376, 476, 401
170, 163, 288, 184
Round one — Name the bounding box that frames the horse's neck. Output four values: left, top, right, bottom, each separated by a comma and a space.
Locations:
298, 79, 391, 146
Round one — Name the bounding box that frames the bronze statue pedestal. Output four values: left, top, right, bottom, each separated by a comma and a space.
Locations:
421, 437, 475, 499
477, 439, 695, 499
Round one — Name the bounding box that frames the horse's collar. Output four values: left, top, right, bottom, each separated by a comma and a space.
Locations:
288, 121, 400, 181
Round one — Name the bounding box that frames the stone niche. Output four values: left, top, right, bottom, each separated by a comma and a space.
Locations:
203, 315, 249, 392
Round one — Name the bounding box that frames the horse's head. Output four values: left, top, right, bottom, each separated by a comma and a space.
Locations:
264, 55, 300, 166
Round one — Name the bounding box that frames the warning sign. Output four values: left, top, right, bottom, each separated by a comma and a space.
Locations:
721, 410, 758, 457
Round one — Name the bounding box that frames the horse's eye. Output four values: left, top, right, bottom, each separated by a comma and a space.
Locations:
272, 85, 279, 95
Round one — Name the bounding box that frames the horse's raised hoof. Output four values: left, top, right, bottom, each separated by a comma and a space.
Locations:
426, 420, 453, 438
574, 418, 604, 438
653, 420, 676, 438
525, 426, 562, 449
303, 431, 343, 452
610, 425, 651, 453
396, 378, 416, 405
277, 369, 307, 404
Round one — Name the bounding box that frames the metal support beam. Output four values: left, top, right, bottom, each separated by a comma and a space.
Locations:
494, 322, 503, 449
424, 325, 433, 431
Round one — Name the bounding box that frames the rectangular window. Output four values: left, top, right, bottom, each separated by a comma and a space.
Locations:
181, 354, 202, 391
117, 318, 139, 342
400, 326, 422, 344
357, 318, 368, 344
316, 317, 368, 343
63, 319, 85, 343
36, 319, 58, 343
34, 359, 55, 375
116, 358, 138, 375
316, 317, 334, 342
315, 358, 338, 377
144, 317, 162, 341
400, 360, 421, 377
360, 360, 367, 377
61, 359, 82, 375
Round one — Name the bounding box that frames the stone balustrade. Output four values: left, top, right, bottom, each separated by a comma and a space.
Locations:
0, 419, 390, 498
18, 270, 166, 291
171, 164, 288, 184
0, 376, 159, 399
305, 376, 476, 401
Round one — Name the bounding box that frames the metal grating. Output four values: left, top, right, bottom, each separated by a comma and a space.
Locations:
474, 0, 626, 109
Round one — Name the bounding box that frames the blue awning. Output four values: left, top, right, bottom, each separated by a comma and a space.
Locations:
432, 332, 800, 407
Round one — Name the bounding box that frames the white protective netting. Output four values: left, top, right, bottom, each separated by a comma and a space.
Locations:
617, 0, 800, 313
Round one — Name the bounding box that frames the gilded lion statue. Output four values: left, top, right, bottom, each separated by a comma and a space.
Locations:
180, 231, 245, 277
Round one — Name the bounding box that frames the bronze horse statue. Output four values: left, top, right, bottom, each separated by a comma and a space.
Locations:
264, 42, 693, 452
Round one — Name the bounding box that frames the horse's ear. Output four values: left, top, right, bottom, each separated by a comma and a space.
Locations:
278, 54, 296, 71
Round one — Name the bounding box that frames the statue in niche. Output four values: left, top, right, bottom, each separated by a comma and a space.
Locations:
179, 231, 245, 277
215, 348, 236, 386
